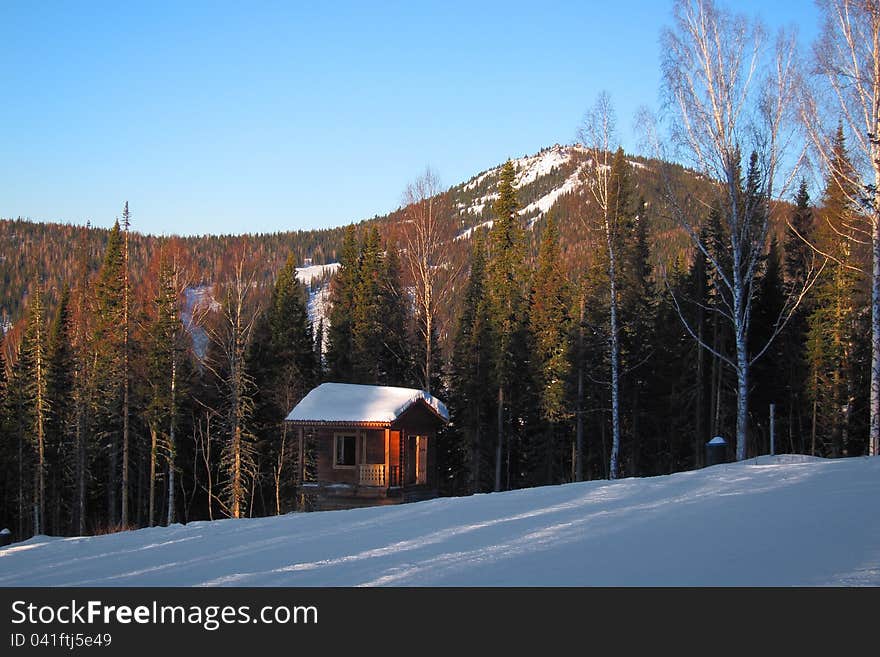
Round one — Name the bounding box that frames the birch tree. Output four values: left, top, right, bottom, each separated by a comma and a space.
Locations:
578, 92, 625, 479
803, 0, 880, 456
658, 0, 804, 461
402, 168, 454, 394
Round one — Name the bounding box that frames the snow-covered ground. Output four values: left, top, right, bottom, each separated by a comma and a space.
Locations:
2, 455, 879, 586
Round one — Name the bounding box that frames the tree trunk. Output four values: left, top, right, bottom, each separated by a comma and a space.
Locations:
494, 385, 503, 492
608, 236, 621, 480
167, 356, 177, 526
205, 414, 214, 522
735, 333, 749, 462
471, 423, 481, 494
33, 311, 46, 536
575, 296, 585, 482
18, 427, 23, 539
148, 425, 157, 527
76, 400, 85, 535
32, 469, 39, 536
871, 211, 880, 456
425, 310, 432, 395
274, 423, 287, 516
695, 303, 705, 467
232, 420, 242, 519
122, 375, 129, 527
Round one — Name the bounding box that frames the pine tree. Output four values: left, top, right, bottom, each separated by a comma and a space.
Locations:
93, 219, 126, 526
485, 160, 528, 491
145, 254, 177, 526
0, 346, 14, 536
378, 242, 413, 386
806, 128, 865, 456
528, 216, 572, 485
46, 285, 75, 534
14, 286, 50, 535
326, 226, 359, 381
619, 201, 655, 474
120, 202, 132, 528
350, 226, 385, 384
781, 182, 814, 453
447, 231, 494, 494
750, 237, 786, 454
250, 253, 316, 514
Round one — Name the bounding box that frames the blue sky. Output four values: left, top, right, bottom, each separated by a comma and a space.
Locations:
1, 1, 820, 236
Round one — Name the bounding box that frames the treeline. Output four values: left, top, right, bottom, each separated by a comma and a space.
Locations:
0, 216, 351, 327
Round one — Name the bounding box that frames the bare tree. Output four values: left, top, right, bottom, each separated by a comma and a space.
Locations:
578, 91, 625, 479
401, 168, 455, 393
658, 0, 805, 461
803, 0, 880, 456
203, 257, 261, 519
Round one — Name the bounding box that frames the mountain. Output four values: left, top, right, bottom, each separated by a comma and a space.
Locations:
0, 144, 716, 336
2, 455, 877, 585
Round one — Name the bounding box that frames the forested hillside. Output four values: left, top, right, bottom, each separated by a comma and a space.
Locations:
0, 130, 874, 541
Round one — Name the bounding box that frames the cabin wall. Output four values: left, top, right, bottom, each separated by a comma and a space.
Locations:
365, 430, 384, 464
310, 427, 386, 484
313, 428, 357, 485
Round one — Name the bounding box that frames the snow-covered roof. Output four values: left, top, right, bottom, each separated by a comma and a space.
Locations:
286, 382, 449, 425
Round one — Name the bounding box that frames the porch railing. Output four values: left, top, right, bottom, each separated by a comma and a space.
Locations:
358, 464, 386, 487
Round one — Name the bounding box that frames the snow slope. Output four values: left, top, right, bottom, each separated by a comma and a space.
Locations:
2, 455, 879, 586
295, 262, 339, 338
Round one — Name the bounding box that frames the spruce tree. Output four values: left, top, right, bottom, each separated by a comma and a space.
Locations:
46, 285, 75, 534
750, 237, 786, 454
806, 128, 865, 456
326, 226, 359, 381
619, 201, 655, 474
447, 231, 494, 493
145, 255, 177, 526
253, 253, 316, 514
21, 286, 50, 535
485, 160, 528, 491
378, 242, 414, 386
528, 216, 572, 485
351, 226, 384, 384
781, 182, 814, 453
93, 220, 125, 526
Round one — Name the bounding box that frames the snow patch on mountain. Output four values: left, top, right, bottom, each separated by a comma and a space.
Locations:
454, 219, 495, 241
454, 146, 649, 239
518, 165, 583, 221
296, 262, 339, 340
296, 262, 339, 286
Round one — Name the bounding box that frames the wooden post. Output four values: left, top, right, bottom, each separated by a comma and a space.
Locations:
384, 429, 390, 488
769, 403, 776, 457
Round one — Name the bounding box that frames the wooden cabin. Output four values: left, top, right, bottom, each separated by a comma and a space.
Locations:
286, 382, 449, 510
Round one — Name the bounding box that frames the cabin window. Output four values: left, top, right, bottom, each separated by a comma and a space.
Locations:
334, 433, 357, 468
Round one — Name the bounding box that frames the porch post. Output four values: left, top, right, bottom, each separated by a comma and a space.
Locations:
400, 432, 406, 487
384, 428, 390, 488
